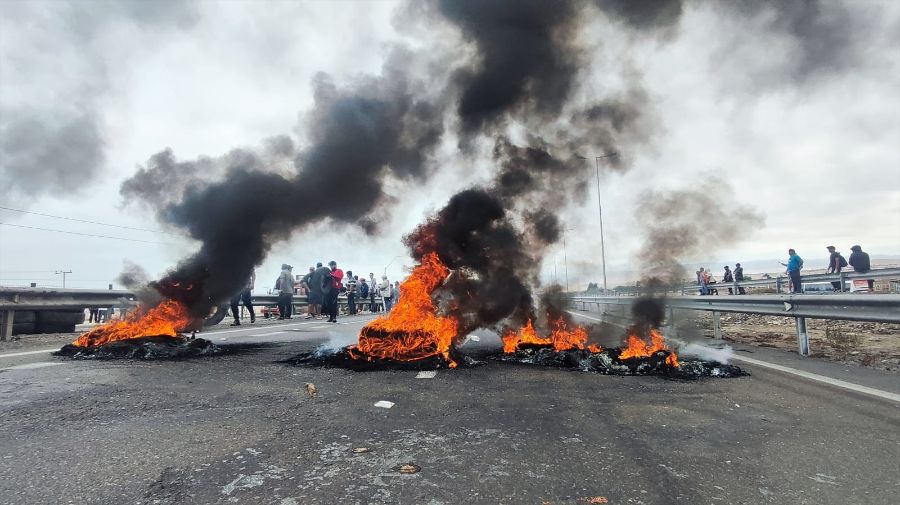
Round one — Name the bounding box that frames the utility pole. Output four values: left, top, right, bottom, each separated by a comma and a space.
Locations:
576, 152, 618, 293
562, 227, 575, 292
55, 270, 72, 288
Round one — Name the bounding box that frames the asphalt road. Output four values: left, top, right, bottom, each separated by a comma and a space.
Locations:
0, 314, 897, 505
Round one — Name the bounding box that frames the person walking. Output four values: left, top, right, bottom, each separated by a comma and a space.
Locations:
826, 246, 847, 291
848, 245, 873, 292
392, 281, 401, 306
276, 264, 294, 319
380, 275, 393, 311
734, 263, 746, 294
369, 272, 379, 312
780, 249, 804, 294
722, 266, 734, 295
346, 270, 358, 315
230, 270, 256, 326
324, 260, 344, 322
309, 262, 330, 319
359, 278, 370, 312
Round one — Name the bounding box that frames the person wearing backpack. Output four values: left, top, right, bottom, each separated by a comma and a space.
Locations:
826, 246, 847, 291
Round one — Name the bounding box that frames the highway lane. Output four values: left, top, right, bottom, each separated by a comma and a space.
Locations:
0, 314, 897, 504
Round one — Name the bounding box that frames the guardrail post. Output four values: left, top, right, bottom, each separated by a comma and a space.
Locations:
839, 272, 847, 292
712, 310, 722, 340
795, 317, 810, 356
1, 310, 13, 341
776, 277, 783, 294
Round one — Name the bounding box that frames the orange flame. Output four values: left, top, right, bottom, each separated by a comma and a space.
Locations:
351, 252, 459, 366
72, 299, 192, 348
618, 328, 679, 367
502, 318, 601, 353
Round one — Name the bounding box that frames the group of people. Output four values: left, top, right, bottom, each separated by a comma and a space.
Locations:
696, 264, 746, 296
227, 261, 404, 326
695, 244, 875, 295
780, 245, 874, 293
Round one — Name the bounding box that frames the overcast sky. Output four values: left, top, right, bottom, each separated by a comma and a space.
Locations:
1, 0, 898, 291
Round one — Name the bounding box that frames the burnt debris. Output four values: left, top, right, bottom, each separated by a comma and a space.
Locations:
287, 345, 744, 379
55, 336, 220, 360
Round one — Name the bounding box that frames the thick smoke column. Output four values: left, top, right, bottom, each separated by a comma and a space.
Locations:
122, 53, 446, 317
634, 176, 764, 287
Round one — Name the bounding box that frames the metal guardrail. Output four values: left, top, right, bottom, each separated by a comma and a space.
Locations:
678, 267, 900, 295
0, 286, 389, 339
570, 294, 900, 356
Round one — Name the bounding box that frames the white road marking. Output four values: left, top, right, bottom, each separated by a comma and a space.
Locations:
567, 309, 900, 404
246, 331, 290, 337
415, 371, 437, 379
729, 355, 900, 403
199, 322, 307, 336
2, 361, 65, 371
308, 325, 333, 329
0, 348, 59, 359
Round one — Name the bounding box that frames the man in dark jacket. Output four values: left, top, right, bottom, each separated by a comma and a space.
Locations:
734, 263, 746, 294
309, 262, 330, 319
722, 266, 734, 295
826, 246, 847, 291
848, 245, 873, 292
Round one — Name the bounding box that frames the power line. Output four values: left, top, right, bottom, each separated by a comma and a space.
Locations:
0, 222, 175, 245
0, 205, 180, 235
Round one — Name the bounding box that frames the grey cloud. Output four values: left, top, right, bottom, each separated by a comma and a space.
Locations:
0, 109, 104, 202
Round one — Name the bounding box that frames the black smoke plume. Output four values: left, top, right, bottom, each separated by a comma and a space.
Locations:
122, 53, 446, 318
438, 0, 584, 134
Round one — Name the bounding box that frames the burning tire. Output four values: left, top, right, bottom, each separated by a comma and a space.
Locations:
203, 304, 229, 327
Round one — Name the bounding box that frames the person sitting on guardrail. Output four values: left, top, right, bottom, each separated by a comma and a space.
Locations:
723, 266, 734, 295
826, 246, 847, 292
849, 245, 874, 292
780, 249, 803, 294
359, 278, 370, 312
734, 263, 746, 294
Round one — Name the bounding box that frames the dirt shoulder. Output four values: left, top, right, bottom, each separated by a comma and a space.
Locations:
676, 311, 900, 372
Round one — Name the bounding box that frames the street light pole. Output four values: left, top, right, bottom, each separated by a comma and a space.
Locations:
577, 152, 618, 293
563, 232, 569, 292
55, 269, 72, 288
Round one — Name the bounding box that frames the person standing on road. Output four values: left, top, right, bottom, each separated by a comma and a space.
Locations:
369, 272, 379, 312
324, 260, 344, 322
826, 246, 848, 291
848, 245, 874, 292
722, 266, 734, 295
309, 262, 330, 319
780, 249, 804, 294
359, 278, 370, 313
380, 275, 393, 311
734, 263, 746, 295
392, 281, 401, 306
697, 268, 709, 295
230, 270, 256, 326
276, 264, 294, 319
346, 270, 358, 315
301, 266, 315, 318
